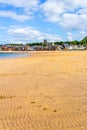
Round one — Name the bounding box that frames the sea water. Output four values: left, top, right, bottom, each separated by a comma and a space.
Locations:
0, 53, 29, 59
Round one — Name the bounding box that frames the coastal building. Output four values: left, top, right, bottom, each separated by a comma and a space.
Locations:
0, 45, 3, 51
44, 39, 47, 43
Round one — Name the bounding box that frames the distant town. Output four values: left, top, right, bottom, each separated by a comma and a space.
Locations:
0, 36, 87, 51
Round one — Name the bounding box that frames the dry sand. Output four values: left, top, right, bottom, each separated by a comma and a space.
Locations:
0, 51, 87, 130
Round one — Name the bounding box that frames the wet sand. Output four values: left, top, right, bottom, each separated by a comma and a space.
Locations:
0, 51, 87, 130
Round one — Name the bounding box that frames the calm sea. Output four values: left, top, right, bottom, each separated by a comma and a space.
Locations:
0, 53, 29, 59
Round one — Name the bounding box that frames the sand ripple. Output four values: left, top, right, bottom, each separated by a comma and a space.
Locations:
0, 51, 87, 130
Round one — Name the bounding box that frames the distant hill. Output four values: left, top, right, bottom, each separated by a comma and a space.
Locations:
81, 36, 87, 43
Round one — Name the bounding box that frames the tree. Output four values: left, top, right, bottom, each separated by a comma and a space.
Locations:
80, 36, 87, 45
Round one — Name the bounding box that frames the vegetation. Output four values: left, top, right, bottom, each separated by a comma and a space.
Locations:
2, 36, 87, 46
26, 36, 87, 46
80, 36, 87, 45
26, 42, 42, 46
5, 43, 23, 46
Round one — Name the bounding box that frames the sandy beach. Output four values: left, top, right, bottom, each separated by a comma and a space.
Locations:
0, 51, 87, 130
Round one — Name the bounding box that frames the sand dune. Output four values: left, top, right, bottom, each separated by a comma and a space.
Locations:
0, 51, 87, 130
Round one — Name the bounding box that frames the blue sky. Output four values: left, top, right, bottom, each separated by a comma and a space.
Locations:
0, 0, 87, 44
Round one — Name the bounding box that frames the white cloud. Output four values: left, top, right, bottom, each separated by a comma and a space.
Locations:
0, 26, 7, 30
41, 0, 87, 31
0, 11, 32, 21
80, 31, 87, 36
66, 31, 87, 41
79, 31, 87, 40
0, 0, 87, 42
0, 0, 40, 21
7, 26, 62, 43
67, 32, 73, 41
40, 0, 64, 22
0, 0, 39, 11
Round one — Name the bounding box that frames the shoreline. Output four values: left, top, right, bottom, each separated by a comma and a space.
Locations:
0, 50, 87, 60
0, 49, 87, 53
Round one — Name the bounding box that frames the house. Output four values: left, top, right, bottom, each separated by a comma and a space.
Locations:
0, 45, 3, 51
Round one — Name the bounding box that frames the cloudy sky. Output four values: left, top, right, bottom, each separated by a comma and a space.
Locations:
0, 0, 87, 44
